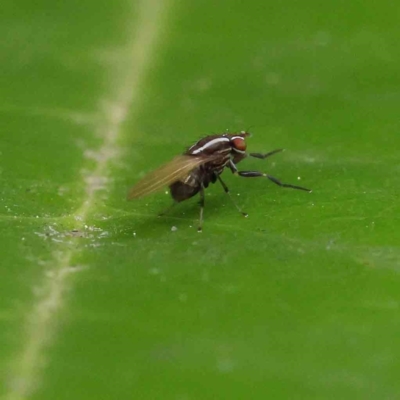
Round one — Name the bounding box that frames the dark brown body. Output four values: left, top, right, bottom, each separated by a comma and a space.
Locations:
169, 134, 246, 202
128, 131, 311, 231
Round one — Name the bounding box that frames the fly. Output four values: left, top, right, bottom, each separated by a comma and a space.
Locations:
128, 131, 311, 231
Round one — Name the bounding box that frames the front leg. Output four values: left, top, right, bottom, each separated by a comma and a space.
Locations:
249, 149, 284, 159
229, 160, 311, 192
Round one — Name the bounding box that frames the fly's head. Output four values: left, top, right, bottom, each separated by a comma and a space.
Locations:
229, 131, 250, 164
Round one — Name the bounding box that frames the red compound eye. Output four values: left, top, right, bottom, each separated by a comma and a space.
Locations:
232, 137, 246, 152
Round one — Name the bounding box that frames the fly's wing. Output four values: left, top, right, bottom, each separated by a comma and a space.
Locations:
127, 154, 218, 199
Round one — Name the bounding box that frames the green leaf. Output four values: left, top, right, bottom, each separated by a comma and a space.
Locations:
2, 0, 400, 398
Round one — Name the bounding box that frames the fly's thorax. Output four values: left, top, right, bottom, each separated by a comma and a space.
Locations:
185, 132, 249, 171
187, 135, 231, 156
186, 131, 250, 157
203, 156, 230, 178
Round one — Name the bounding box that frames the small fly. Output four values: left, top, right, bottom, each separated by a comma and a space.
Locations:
128, 131, 311, 231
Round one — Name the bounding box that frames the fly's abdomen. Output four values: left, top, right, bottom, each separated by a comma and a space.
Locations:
169, 169, 201, 202
169, 181, 200, 202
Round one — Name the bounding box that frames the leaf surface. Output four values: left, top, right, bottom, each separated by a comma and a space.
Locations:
1, 0, 400, 399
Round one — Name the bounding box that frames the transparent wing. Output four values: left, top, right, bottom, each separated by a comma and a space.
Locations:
127, 154, 218, 199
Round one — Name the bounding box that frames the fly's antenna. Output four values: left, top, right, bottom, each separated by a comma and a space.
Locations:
243, 125, 256, 137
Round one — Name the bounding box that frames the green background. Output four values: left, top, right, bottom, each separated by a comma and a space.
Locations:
1, 0, 400, 399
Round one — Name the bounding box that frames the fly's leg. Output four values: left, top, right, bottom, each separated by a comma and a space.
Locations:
249, 149, 284, 159
216, 175, 248, 217
229, 160, 312, 192
198, 184, 205, 232
237, 171, 311, 191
